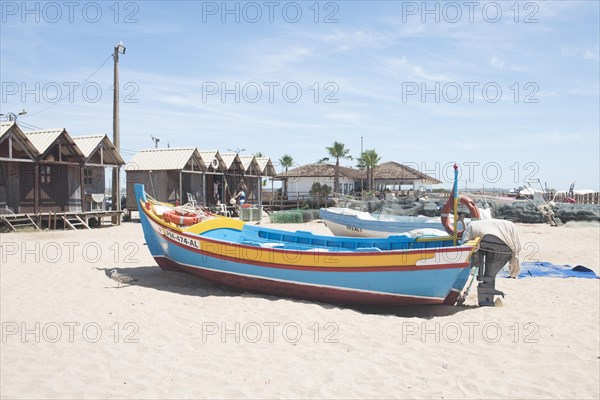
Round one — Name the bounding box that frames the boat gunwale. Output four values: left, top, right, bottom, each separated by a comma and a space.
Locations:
142, 209, 477, 273
141, 200, 476, 258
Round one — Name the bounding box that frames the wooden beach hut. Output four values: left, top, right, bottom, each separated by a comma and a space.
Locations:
198, 150, 226, 206
219, 152, 246, 204
1, 122, 124, 230
0, 122, 40, 214
238, 155, 261, 204
73, 135, 125, 211
22, 128, 86, 213
125, 148, 206, 208
255, 157, 276, 178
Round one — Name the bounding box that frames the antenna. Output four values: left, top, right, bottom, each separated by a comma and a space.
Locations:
151, 135, 160, 148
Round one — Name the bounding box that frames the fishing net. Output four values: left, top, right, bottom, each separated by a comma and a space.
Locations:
268, 210, 320, 223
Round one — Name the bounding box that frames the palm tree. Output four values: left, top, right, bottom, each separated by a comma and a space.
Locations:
360, 149, 381, 192
279, 154, 294, 197
325, 141, 352, 194
356, 152, 368, 192
254, 152, 264, 158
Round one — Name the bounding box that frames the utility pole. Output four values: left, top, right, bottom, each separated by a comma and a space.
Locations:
112, 42, 126, 225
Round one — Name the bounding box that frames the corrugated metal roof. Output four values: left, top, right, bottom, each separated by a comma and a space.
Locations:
73, 135, 125, 165
1, 121, 15, 136
125, 147, 201, 171
0, 122, 40, 158
198, 150, 218, 160
256, 157, 276, 176
73, 135, 104, 157
219, 152, 239, 169
238, 155, 258, 172
24, 129, 65, 154
198, 150, 224, 170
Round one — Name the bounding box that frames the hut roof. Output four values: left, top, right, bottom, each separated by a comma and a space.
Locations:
125, 148, 204, 171
24, 129, 65, 154
256, 157, 276, 176
374, 161, 441, 184
219, 152, 245, 172
0, 121, 15, 136
73, 135, 125, 165
198, 150, 226, 171
72, 135, 104, 157
239, 155, 261, 175
277, 163, 364, 179
24, 128, 84, 158
0, 122, 40, 158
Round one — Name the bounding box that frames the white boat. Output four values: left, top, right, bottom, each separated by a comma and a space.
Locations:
319, 207, 446, 238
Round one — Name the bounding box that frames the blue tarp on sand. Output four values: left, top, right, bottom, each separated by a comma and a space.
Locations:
501, 262, 599, 279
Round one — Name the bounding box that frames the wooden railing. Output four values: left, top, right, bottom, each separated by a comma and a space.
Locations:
551, 192, 600, 205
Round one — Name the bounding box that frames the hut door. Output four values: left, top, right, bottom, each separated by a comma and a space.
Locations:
39, 165, 67, 211
19, 163, 36, 213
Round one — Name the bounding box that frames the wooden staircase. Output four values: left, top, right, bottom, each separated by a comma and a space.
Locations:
0, 214, 41, 231
62, 214, 91, 230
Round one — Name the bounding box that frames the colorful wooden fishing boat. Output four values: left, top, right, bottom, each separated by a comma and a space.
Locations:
135, 184, 480, 306
320, 207, 445, 237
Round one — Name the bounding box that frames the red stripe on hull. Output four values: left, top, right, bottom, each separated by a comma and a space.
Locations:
159, 234, 470, 272
443, 289, 461, 305
155, 256, 445, 306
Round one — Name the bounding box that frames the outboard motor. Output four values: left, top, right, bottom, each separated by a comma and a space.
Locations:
471, 235, 513, 306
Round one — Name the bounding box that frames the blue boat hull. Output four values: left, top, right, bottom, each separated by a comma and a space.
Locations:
136, 185, 477, 306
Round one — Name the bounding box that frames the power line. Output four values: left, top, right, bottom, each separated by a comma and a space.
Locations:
26, 53, 113, 118
16, 121, 43, 130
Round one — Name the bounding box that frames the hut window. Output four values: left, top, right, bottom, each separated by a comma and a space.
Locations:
41, 165, 52, 183
84, 168, 93, 185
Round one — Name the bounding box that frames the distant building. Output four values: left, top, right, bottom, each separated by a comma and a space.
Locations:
276, 161, 441, 200
373, 161, 442, 190
276, 163, 363, 200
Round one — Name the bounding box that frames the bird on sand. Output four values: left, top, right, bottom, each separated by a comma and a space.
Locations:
105, 269, 137, 288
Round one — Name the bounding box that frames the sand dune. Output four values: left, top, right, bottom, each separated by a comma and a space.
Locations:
1, 221, 598, 399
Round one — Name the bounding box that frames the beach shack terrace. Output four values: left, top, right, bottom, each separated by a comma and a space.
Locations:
0, 122, 124, 230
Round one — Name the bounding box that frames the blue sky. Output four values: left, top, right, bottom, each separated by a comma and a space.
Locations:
1, 0, 599, 190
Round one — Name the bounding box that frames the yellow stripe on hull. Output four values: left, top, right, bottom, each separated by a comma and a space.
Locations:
143, 199, 477, 270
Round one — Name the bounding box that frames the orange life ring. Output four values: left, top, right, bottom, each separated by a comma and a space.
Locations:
440, 194, 480, 238
163, 210, 200, 226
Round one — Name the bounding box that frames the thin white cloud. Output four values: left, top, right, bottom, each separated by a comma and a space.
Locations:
385, 57, 452, 82
584, 47, 599, 61
489, 55, 505, 69
314, 29, 391, 51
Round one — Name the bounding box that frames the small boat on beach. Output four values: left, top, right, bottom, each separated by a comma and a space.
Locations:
135, 184, 481, 306
320, 207, 445, 237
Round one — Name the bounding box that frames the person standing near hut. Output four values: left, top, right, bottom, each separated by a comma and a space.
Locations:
237, 179, 247, 193
234, 187, 246, 207
213, 179, 222, 204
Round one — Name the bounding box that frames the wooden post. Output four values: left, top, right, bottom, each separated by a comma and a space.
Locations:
80, 165, 85, 212
179, 171, 183, 205
34, 162, 39, 214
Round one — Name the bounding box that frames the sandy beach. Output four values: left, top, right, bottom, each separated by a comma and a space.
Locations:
1, 220, 598, 399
